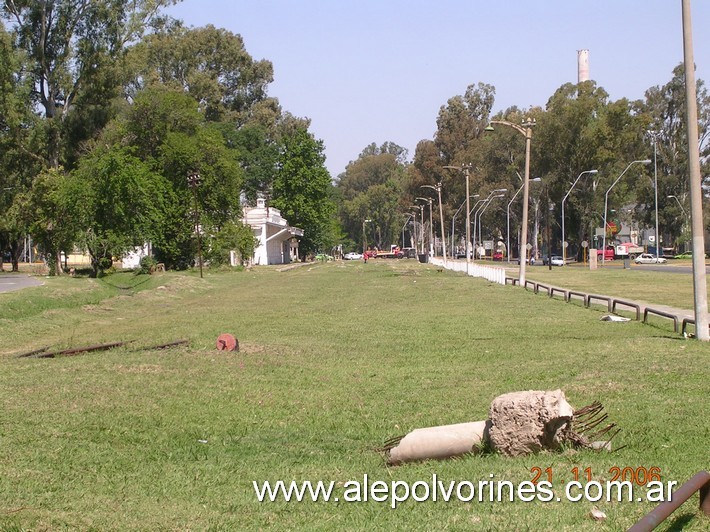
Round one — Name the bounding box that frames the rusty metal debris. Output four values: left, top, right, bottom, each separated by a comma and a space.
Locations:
24, 340, 135, 359
572, 401, 623, 452
147, 339, 189, 350
15, 346, 50, 358
16, 339, 189, 359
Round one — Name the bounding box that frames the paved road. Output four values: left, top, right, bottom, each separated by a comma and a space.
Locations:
0, 274, 44, 293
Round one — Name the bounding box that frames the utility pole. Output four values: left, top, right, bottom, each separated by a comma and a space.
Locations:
681, 0, 709, 340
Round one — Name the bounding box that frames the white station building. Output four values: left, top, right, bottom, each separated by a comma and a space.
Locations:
242, 197, 303, 265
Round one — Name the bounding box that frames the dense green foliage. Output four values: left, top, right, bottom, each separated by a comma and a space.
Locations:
0, 1, 337, 274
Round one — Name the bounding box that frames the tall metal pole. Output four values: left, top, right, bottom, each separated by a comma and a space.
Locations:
602, 160, 651, 265
477, 195, 504, 258
649, 131, 660, 260
429, 199, 434, 257
464, 167, 472, 268
187, 173, 203, 278
681, 0, 708, 340
486, 119, 535, 285
520, 123, 533, 284
561, 170, 597, 265
507, 187, 522, 264
419, 206, 424, 253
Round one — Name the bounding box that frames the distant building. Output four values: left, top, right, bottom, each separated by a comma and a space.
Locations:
242, 198, 303, 265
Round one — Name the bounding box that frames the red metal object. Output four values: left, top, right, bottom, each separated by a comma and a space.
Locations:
628, 470, 710, 531
216, 333, 238, 352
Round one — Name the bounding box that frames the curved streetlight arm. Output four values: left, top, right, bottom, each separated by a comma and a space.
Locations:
561, 170, 598, 263
488, 119, 530, 136
476, 195, 505, 257
602, 160, 652, 264
667, 195, 687, 216
485, 118, 535, 284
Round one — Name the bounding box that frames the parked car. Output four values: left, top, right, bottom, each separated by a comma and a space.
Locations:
344, 252, 363, 260
492, 251, 504, 261
315, 253, 334, 261
634, 253, 667, 264
543, 255, 564, 266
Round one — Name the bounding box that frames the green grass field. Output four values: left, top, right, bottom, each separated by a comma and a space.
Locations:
1, 262, 708, 530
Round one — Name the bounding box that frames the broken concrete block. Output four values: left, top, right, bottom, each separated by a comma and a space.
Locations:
386, 420, 490, 465
487, 389, 575, 457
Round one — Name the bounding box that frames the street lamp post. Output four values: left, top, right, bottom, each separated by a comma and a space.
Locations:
681, 0, 709, 340
410, 205, 424, 253
667, 194, 687, 216
648, 130, 661, 260
468, 198, 486, 257
449, 194, 479, 258
444, 164, 474, 267
401, 213, 416, 248
472, 189, 507, 259
602, 160, 652, 265
416, 197, 434, 257
187, 172, 203, 279
561, 169, 598, 265
362, 219, 372, 254
421, 183, 446, 264
507, 178, 541, 263
486, 119, 535, 285
477, 194, 505, 258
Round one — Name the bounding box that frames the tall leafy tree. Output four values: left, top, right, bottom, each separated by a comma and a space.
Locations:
635, 63, 710, 249
127, 23, 273, 124
67, 146, 167, 276
338, 142, 409, 250
272, 128, 335, 257
1, 0, 178, 169
100, 85, 243, 268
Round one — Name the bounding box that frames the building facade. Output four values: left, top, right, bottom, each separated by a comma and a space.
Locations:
242, 198, 303, 265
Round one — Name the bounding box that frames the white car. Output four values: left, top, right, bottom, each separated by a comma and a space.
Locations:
543, 255, 564, 266
634, 253, 667, 264
344, 252, 363, 260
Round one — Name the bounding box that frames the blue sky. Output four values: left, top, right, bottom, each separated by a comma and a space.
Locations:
166, 1, 710, 179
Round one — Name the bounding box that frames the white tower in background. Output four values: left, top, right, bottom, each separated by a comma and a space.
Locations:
577, 49, 590, 83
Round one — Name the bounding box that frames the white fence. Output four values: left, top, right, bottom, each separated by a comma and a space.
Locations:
430, 257, 507, 285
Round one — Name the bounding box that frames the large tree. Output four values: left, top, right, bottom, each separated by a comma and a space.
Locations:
635, 63, 710, 250
272, 128, 335, 258
67, 146, 167, 276
127, 23, 273, 124
337, 142, 409, 251
1, 0, 177, 169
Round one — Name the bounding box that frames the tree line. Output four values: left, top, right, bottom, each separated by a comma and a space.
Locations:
336, 71, 710, 260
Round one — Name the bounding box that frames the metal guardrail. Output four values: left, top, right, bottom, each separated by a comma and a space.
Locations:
681, 317, 710, 337
549, 287, 568, 299
469, 268, 688, 337
628, 470, 710, 531
612, 299, 641, 321
566, 290, 587, 305
643, 308, 679, 333
535, 283, 550, 296
587, 294, 613, 312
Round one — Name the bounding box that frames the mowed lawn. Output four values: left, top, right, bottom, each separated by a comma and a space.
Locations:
0, 261, 708, 530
